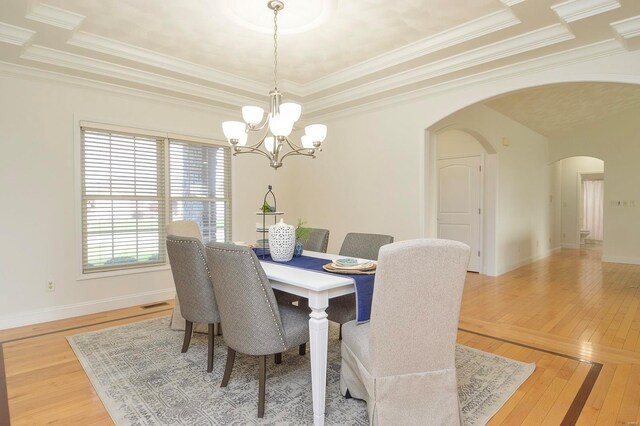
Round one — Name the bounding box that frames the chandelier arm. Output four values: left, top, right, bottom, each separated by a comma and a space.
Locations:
283, 136, 304, 151
233, 145, 274, 161
241, 125, 272, 150
248, 117, 270, 132
279, 148, 316, 162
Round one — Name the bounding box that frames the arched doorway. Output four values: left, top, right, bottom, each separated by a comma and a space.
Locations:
421, 82, 640, 275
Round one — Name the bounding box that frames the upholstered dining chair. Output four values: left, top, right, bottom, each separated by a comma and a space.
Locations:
326, 232, 394, 338
340, 239, 470, 425
166, 235, 221, 373
204, 242, 309, 418
303, 228, 330, 253
165, 220, 212, 334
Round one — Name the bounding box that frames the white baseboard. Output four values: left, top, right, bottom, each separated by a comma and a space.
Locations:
602, 255, 640, 265
496, 248, 558, 276
0, 288, 175, 331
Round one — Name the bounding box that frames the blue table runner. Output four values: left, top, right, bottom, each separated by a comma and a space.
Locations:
256, 250, 375, 323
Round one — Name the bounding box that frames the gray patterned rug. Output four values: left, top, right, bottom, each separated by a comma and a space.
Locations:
67, 317, 534, 425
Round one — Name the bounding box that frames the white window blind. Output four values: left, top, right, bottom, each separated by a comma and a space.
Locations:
169, 139, 232, 243
81, 128, 166, 273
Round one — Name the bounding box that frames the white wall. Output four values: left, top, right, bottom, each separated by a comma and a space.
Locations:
550, 161, 562, 251
549, 107, 640, 263
556, 157, 604, 248
0, 71, 297, 329
437, 130, 486, 158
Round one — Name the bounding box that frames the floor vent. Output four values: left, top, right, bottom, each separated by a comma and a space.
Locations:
141, 302, 170, 309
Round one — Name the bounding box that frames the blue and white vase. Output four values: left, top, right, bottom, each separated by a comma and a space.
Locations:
294, 241, 304, 257
268, 219, 295, 262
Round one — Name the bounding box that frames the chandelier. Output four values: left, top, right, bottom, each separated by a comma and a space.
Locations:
221, 0, 327, 170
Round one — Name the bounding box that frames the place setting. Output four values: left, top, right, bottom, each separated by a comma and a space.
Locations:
322, 258, 377, 275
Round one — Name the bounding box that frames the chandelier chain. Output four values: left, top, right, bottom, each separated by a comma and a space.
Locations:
273, 8, 278, 89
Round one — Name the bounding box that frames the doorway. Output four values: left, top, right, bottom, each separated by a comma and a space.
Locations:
430, 129, 489, 273
553, 156, 605, 249
580, 173, 604, 248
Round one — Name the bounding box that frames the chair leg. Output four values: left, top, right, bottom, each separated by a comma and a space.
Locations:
339, 324, 343, 341
299, 343, 306, 355
181, 320, 193, 353
207, 323, 215, 373
274, 353, 282, 364
221, 347, 236, 387
345, 389, 352, 399
258, 355, 266, 418
216, 322, 223, 336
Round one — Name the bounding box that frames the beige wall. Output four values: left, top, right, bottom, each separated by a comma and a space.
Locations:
549, 107, 640, 263
555, 157, 605, 248
0, 72, 297, 328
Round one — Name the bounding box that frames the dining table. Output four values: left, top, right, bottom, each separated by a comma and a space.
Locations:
258, 250, 363, 426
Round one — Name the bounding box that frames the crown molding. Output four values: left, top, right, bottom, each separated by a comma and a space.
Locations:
20, 45, 264, 108
305, 24, 575, 113
67, 8, 521, 99
308, 40, 627, 122
551, 0, 620, 23
0, 60, 238, 116
297, 8, 521, 96
611, 15, 640, 40
500, 0, 526, 6
0, 22, 35, 46
68, 31, 271, 96
25, 2, 85, 30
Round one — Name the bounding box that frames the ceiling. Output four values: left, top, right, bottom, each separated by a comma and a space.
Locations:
485, 82, 640, 136
1, 0, 639, 116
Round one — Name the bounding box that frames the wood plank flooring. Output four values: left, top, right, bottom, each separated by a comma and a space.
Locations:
1, 247, 640, 424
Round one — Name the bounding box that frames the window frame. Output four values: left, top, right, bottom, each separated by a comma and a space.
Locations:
75, 120, 231, 280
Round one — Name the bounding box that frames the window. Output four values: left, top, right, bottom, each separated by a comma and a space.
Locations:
169, 140, 232, 243
80, 124, 231, 274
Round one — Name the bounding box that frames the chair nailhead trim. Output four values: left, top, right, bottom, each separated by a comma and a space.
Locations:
205, 246, 287, 350
167, 239, 213, 281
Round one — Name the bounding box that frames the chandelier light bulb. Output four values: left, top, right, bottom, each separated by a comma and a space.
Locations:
305, 124, 327, 143
265, 136, 276, 153
269, 114, 294, 137
242, 106, 265, 125
301, 134, 314, 149
222, 121, 246, 141
280, 102, 302, 123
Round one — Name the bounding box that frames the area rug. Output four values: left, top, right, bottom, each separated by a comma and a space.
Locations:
67, 317, 534, 425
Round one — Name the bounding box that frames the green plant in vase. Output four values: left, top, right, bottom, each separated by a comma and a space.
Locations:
259, 200, 276, 213
294, 219, 311, 257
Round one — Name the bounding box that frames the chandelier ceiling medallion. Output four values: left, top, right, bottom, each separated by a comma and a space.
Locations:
221, 0, 327, 170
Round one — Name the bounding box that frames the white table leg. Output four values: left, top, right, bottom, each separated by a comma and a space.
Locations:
308, 291, 329, 426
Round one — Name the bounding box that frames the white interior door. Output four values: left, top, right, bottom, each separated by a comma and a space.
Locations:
437, 156, 481, 272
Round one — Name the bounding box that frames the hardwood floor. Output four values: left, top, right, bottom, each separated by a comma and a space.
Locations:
1, 248, 640, 424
